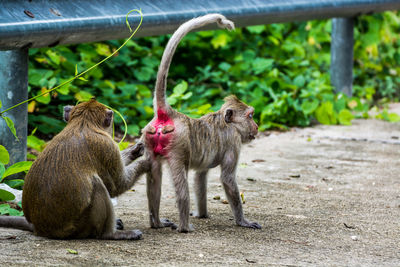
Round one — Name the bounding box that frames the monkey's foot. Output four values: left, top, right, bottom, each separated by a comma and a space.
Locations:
124, 229, 142, 240
177, 224, 194, 233
107, 229, 142, 240
161, 218, 177, 229
130, 142, 145, 160
116, 218, 124, 230
151, 218, 177, 229
190, 211, 209, 219
237, 219, 262, 229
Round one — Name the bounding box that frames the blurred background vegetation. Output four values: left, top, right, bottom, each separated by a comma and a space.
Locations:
26, 11, 400, 140
2, 11, 400, 207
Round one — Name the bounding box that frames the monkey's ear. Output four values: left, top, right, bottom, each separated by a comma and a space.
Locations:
63, 106, 73, 122
224, 109, 233, 123
104, 110, 114, 128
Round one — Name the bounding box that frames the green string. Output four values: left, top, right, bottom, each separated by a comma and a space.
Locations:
0, 9, 143, 117
0, 9, 143, 144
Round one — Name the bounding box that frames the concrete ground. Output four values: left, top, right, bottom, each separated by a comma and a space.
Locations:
0, 117, 399, 266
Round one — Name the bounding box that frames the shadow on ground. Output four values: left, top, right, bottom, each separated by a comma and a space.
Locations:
0, 118, 399, 266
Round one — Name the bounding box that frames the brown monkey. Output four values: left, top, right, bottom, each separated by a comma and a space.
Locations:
142, 14, 261, 232
0, 99, 150, 239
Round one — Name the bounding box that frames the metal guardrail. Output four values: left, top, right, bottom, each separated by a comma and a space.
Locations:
1, 0, 400, 164
1, 0, 400, 49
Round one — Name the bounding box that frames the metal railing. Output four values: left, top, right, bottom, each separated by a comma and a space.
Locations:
1, 0, 400, 164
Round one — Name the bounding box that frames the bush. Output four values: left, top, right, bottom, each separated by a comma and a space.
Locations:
26, 12, 400, 137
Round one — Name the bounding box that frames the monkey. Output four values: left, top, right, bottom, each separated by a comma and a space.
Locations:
0, 98, 150, 240
141, 14, 261, 233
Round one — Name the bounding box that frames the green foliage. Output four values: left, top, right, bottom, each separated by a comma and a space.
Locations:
0, 145, 10, 165
0, 145, 28, 209
19, 11, 400, 136
1, 161, 33, 182
0, 203, 23, 216
0, 190, 15, 202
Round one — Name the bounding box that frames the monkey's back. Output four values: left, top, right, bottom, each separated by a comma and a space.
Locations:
171, 111, 241, 170
22, 129, 99, 238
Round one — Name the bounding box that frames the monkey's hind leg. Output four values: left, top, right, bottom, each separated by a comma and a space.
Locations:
91, 176, 142, 240
220, 160, 261, 229
147, 159, 177, 229
193, 170, 209, 218
168, 159, 193, 233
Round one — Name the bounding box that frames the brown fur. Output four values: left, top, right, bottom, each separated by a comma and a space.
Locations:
0, 99, 150, 239
142, 14, 261, 232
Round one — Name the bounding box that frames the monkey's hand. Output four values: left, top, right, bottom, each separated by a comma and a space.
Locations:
130, 142, 145, 161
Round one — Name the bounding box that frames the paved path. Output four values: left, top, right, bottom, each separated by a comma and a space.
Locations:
0, 118, 399, 266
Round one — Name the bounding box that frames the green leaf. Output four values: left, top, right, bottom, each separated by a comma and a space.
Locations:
0, 145, 10, 165
67, 249, 78, 255
173, 81, 188, 95
74, 91, 92, 101
3, 116, 19, 141
127, 125, 140, 136
387, 112, 400, 122
36, 89, 51, 104
181, 92, 192, 100
218, 62, 231, 72
136, 85, 152, 98
0, 204, 11, 214
0, 164, 5, 179
57, 79, 71, 95
46, 50, 60, 65
2, 161, 33, 180
338, 109, 354, 125
211, 33, 230, 49
95, 43, 111, 56
75, 64, 78, 76
4, 179, 24, 189
27, 135, 46, 152
252, 58, 274, 75
246, 25, 265, 34
0, 189, 15, 202
301, 99, 319, 115
293, 75, 306, 88
134, 67, 153, 82
8, 208, 23, 216
315, 101, 337, 125
118, 141, 130, 151
0, 99, 2, 108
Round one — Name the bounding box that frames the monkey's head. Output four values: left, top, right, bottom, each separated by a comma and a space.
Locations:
63, 98, 114, 133
222, 95, 258, 143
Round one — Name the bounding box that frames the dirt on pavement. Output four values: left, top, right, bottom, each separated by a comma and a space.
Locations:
0, 118, 399, 266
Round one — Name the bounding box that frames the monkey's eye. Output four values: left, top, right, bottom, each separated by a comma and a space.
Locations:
248, 113, 253, 119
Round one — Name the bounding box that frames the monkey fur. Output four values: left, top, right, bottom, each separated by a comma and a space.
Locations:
0, 99, 150, 240
142, 14, 261, 232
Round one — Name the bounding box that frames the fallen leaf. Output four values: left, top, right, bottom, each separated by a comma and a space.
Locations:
246, 178, 256, 182
221, 200, 229, 204
251, 159, 265, 163
213, 195, 221, 200
289, 174, 301, 178
343, 223, 356, 229
67, 249, 78, 255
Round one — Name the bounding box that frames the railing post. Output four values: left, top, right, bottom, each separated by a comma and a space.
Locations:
0, 49, 29, 165
330, 17, 354, 97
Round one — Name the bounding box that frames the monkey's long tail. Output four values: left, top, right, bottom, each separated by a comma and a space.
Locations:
0, 216, 34, 232
154, 13, 235, 111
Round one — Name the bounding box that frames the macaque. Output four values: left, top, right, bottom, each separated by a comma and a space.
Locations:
0, 98, 149, 239
142, 14, 261, 232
